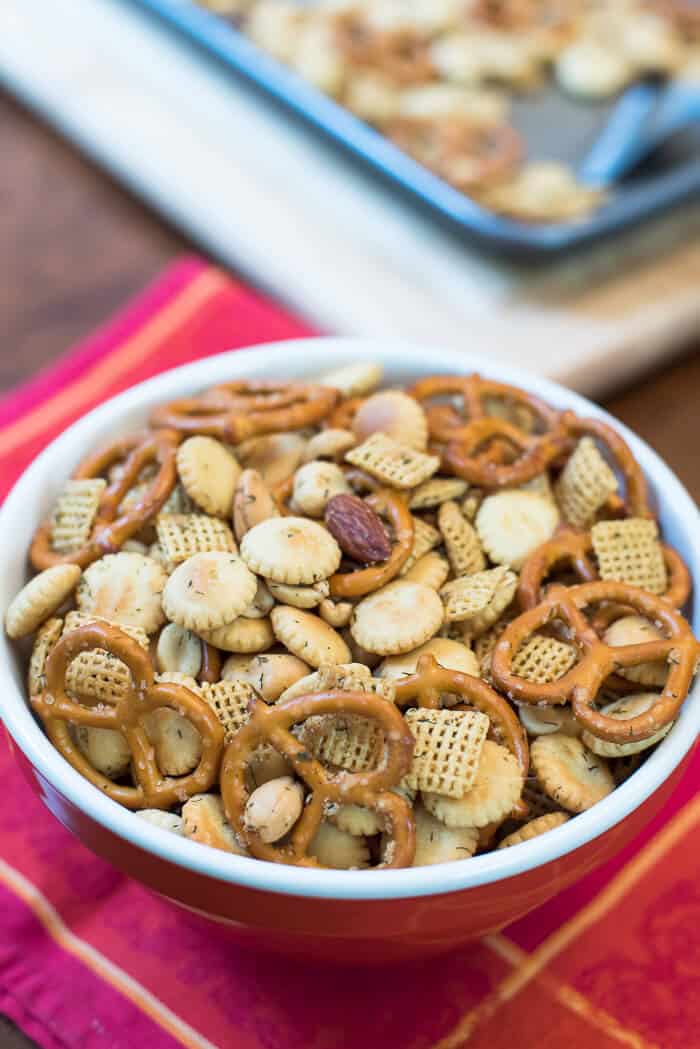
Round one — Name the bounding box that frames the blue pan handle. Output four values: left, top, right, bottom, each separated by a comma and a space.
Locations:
578, 82, 662, 186
580, 79, 700, 187
650, 80, 700, 142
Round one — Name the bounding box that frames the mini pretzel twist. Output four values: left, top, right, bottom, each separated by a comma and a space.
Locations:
518, 528, 597, 610
411, 374, 561, 441
150, 381, 338, 443
518, 527, 691, 613
394, 654, 529, 788
334, 13, 434, 83
649, 0, 700, 36
328, 489, 414, 599
472, 0, 574, 33
386, 118, 523, 193
30, 429, 179, 571
31, 622, 224, 809
327, 396, 365, 432
441, 418, 572, 488
198, 640, 222, 684
492, 581, 700, 743
562, 413, 651, 518
271, 474, 294, 516
220, 691, 416, 868
410, 375, 569, 488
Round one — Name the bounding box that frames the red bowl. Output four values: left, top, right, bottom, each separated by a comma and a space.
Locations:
2, 339, 699, 962
12, 743, 694, 963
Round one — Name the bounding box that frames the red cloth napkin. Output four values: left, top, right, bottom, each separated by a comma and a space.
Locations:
1, 257, 698, 1049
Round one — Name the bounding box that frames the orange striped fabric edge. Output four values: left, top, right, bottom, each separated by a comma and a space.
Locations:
430, 793, 700, 1048
0, 858, 218, 1049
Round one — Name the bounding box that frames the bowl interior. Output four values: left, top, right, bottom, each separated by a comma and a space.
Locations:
1, 336, 699, 901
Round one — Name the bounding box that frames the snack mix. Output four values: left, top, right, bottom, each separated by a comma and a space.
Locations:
7, 363, 698, 870
195, 0, 700, 222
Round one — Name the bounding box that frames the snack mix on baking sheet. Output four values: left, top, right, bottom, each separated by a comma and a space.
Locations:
7, 364, 699, 870
195, 0, 700, 222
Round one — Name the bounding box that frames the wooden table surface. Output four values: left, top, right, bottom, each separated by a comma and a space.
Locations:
1, 88, 700, 1049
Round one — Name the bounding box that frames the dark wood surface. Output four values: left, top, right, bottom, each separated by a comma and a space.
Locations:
0, 94, 185, 393
1, 89, 699, 1049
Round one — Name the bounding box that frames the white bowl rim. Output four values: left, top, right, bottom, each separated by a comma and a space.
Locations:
1, 337, 698, 902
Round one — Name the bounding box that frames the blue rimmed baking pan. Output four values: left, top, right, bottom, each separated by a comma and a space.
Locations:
128, 0, 700, 256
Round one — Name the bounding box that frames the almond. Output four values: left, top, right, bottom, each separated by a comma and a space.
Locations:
324, 494, 392, 564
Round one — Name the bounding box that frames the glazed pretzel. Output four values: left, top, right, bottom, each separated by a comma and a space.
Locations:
410, 375, 569, 488
562, 413, 651, 518
30, 622, 224, 809
492, 581, 700, 743
648, 0, 700, 36
334, 13, 434, 83
327, 396, 365, 432
150, 381, 338, 444
328, 489, 414, 599
516, 527, 687, 693
518, 528, 691, 612
221, 690, 416, 868
198, 640, 221, 684
270, 474, 295, 516
411, 374, 561, 442
386, 118, 523, 192
30, 429, 179, 571
441, 417, 571, 488
518, 528, 596, 610
473, 0, 575, 33
394, 654, 529, 786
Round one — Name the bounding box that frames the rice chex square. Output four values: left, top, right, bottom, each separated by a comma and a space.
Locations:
404, 708, 488, 798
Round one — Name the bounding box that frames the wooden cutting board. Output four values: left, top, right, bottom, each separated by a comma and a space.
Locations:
1, 0, 699, 396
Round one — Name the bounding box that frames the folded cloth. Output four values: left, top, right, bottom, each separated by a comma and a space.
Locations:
0, 257, 698, 1049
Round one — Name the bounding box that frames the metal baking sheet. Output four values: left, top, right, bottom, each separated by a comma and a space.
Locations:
129, 0, 700, 255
